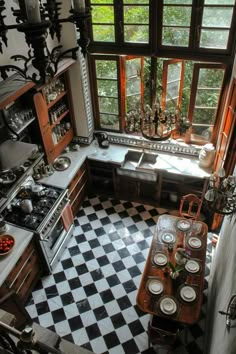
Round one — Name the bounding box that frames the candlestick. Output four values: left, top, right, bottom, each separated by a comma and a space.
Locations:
25, 0, 41, 24
73, 0, 86, 12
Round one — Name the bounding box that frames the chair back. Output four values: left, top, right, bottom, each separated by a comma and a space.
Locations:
179, 194, 202, 220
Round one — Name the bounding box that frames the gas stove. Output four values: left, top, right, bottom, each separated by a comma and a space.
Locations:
2, 176, 67, 237
0, 150, 43, 201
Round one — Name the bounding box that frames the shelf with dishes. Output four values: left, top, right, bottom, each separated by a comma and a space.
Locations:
33, 61, 75, 163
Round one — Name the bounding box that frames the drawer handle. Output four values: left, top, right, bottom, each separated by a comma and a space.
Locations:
16, 269, 32, 294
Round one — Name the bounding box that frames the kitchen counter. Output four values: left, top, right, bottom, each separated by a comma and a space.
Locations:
39, 143, 212, 189
0, 225, 34, 286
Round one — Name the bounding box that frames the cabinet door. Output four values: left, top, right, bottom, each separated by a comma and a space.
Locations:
34, 70, 74, 163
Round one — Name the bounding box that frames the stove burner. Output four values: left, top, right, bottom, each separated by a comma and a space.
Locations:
0, 171, 17, 185
23, 160, 32, 168
13, 166, 26, 176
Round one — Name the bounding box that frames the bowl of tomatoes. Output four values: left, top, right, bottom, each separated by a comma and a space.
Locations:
0, 235, 15, 255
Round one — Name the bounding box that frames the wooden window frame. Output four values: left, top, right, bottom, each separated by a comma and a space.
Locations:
187, 63, 226, 145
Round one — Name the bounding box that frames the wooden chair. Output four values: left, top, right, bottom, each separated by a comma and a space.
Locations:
179, 194, 203, 221
148, 315, 180, 353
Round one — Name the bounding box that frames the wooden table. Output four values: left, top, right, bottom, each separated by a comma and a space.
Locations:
136, 215, 208, 325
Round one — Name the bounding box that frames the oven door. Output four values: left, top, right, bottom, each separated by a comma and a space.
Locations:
40, 203, 74, 273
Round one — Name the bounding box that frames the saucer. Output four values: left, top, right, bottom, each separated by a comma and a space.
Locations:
180, 286, 196, 302
147, 279, 164, 295
176, 219, 191, 232
153, 253, 168, 266
160, 297, 177, 315
185, 260, 200, 273
188, 237, 202, 249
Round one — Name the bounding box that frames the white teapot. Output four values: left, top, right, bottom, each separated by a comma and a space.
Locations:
199, 143, 215, 169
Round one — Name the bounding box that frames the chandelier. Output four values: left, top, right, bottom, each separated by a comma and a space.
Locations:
204, 167, 236, 215
125, 103, 190, 141
0, 0, 91, 84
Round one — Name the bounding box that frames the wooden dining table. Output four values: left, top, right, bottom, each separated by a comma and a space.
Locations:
136, 214, 208, 325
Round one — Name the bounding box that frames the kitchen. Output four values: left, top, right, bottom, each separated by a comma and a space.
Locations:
0, 1, 236, 354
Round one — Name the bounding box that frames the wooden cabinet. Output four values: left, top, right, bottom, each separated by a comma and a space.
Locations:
159, 171, 208, 208
33, 59, 75, 163
115, 173, 160, 205
68, 161, 88, 217
1, 239, 42, 304
87, 159, 116, 195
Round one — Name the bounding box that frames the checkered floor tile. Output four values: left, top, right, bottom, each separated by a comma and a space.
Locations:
25, 194, 213, 354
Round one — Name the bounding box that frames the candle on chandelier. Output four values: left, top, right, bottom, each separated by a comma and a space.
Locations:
73, 0, 86, 12
25, 0, 41, 24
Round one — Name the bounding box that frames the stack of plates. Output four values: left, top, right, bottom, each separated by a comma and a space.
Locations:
153, 253, 168, 266
160, 297, 177, 315
185, 260, 200, 273
188, 237, 202, 249
147, 279, 164, 295
180, 286, 196, 302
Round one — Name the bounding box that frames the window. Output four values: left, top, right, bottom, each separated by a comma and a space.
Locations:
90, 55, 225, 144
89, 1, 236, 55
88, 1, 235, 146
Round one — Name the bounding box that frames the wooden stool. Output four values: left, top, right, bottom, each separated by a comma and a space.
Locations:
148, 315, 180, 353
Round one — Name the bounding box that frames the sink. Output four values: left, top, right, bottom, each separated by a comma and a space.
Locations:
118, 150, 158, 181
122, 150, 142, 170
136, 152, 159, 171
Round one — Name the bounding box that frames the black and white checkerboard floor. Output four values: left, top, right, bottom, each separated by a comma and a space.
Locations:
25, 194, 212, 354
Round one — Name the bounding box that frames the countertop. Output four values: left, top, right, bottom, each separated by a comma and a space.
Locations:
39, 143, 212, 189
0, 225, 34, 286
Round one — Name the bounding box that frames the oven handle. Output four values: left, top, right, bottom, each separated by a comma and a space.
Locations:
41, 202, 72, 242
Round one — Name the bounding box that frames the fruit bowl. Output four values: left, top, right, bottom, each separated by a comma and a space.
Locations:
0, 235, 15, 256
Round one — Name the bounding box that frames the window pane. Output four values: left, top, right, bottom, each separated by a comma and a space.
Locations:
193, 108, 216, 124
198, 68, 224, 87
100, 114, 119, 130
96, 61, 117, 79
163, 6, 192, 26
200, 29, 229, 49
99, 97, 118, 114
124, 25, 149, 43
92, 6, 114, 23
124, 6, 149, 23
97, 80, 118, 97
164, 0, 192, 3
191, 125, 213, 141
124, 0, 149, 3
167, 81, 179, 99
205, 0, 234, 4
195, 89, 221, 107
91, 0, 113, 3
162, 28, 189, 46
202, 7, 233, 27
93, 25, 115, 41
167, 63, 181, 81
127, 78, 141, 95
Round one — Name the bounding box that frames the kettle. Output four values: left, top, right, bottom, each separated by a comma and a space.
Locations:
94, 132, 109, 149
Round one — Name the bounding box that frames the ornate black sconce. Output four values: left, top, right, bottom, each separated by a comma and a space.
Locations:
0, 0, 91, 84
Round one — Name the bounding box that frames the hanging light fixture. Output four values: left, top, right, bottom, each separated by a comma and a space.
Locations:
204, 167, 236, 215
0, 0, 91, 84
125, 103, 190, 141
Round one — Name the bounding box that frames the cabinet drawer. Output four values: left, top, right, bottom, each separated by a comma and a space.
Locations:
68, 162, 87, 195
16, 255, 41, 301
71, 181, 87, 216
3, 240, 35, 286
69, 170, 87, 202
